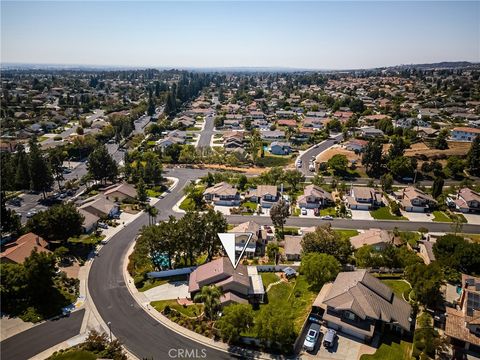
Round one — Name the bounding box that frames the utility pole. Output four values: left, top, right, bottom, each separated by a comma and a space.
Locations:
107, 321, 112, 342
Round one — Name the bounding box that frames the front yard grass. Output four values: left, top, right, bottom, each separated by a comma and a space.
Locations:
242, 201, 258, 212
256, 154, 292, 167
67, 234, 105, 245
186, 126, 201, 131
399, 231, 421, 247
432, 210, 452, 222
370, 207, 407, 220
360, 339, 412, 360
381, 279, 412, 301
179, 197, 196, 211
319, 207, 337, 217
260, 272, 280, 288
151, 300, 203, 318
334, 229, 359, 240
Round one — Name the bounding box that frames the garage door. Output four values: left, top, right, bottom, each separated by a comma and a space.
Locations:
339, 326, 366, 341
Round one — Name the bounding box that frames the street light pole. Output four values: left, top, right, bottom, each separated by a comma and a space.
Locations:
107, 321, 112, 342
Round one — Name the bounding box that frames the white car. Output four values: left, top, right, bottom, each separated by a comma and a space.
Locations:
301, 208, 307, 215
296, 160, 302, 168
322, 215, 334, 220
303, 323, 321, 351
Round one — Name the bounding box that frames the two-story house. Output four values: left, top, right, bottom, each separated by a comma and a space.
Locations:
203, 182, 240, 206
297, 185, 333, 210
269, 141, 292, 155
445, 274, 480, 353
246, 185, 280, 209
394, 186, 437, 213
313, 270, 412, 342
451, 127, 480, 142
454, 188, 480, 213
345, 186, 383, 210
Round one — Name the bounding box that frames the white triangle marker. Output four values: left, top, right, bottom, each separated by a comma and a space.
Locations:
218, 232, 253, 269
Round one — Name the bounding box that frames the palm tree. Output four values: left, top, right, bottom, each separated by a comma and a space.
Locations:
194, 285, 222, 320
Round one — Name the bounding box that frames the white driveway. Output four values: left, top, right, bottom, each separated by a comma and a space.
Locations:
213, 205, 233, 215
350, 210, 373, 220
463, 213, 480, 225
299, 208, 317, 218
401, 210, 433, 222
143, 281, 190, 302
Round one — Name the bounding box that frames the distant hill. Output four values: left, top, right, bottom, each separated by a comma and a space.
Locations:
387, 61, 478, 70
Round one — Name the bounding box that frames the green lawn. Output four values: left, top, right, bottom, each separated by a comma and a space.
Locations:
334, 229, 359, 240
283, 226, 300, 235
244, 275, 317, 336
360, 338, 412, 360
179, 197, 196, 211
151, 300, 203, 318
261, 273, 280, 288
186, 126, 201, 131
320, 207, 337, 217
381, 279, 412, 300
432, 211, 452, 222
139, 275, 188, 292
67, 234, 105, 245
48, 350, 97, 360
38, 135, 49, 142
399, 231, 421, 247
242, 201, 258, 211
256, 154, 292, 167
146, 188, 163, 197
370, 207, 407, 220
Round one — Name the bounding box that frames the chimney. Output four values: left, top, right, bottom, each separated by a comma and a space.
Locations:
36, 236, 40, 245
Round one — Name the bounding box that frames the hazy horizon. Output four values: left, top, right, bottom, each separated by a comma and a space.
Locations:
2, 1, 479, 69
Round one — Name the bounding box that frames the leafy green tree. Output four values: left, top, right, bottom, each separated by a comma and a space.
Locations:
194, 285, 222, 320
355, 245, 385, 268
27, 203, 84, 242
301, 224, 353, 263
266, 242, 279, 263
255, 307, 296, 351
270, 199, 290, 239
28, 140, 54, 198
388, 156, 417, 179
388, 135, 408, 160
14, 145, 31, 190
136, 178, 147, 203
237, 174, 248, 191
201, 209, 227, 262
0, 192, 22, 238
87, 144, 118, 184
380, 173, 394, 192
260, 167, 284, 185
145, 205, 158, 226
327, 154, 349, 175
217, 304, 254, 343
445, 156, 464, 178
434, 129, 449, 150
431, 177, 444, 198
283, 169, 305, 192
405, 262, 443, 308
48, 148, 66, 189
300, 253, 341, 289
362, 139, 384, 177
467, 135, 480, 176
248, 129, 262, 165
183, 181, 205, 210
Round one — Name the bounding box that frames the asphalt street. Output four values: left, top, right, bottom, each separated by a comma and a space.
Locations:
88, 170, 235, 360
197, 114, 215, 148
0, 309, 85, 360
297, 133, 343, 175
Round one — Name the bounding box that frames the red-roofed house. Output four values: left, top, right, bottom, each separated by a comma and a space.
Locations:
1, 232, 51, 264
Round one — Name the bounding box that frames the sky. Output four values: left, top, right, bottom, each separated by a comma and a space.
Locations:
1, 1, 479, 69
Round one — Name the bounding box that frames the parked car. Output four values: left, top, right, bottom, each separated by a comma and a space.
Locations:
309, 163, 315, 172
303, 323, 321, 351
301, 208, 307, 215
98, 222, 108, 229
296, 160, 302, 168
26, 210, 37, 218
323, 328, 336, 348
322, 215, 333, 220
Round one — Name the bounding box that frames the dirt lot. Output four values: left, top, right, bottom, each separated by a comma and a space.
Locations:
386, 141, 471, 159
316, 145, 362, 163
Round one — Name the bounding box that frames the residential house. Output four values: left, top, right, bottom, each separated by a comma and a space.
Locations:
277, 119, 297, 128
313, 270, 412, 342
345, 186, 383, 210
276, 110, 295, 118
252, 118, 269, 130
417, 239, 436, 265
188, 257, 265, 305
203, 182, 240, 206
247, 185, 280, 208
350, 229, 393, 251
453, 188, 480, 213
250, 111, 265, 120
302, 117, 325, 129
306, 111, 326, 118
0, 232, 51, 264
223, 119, 241, 129
359, 127, 384, 138
79, 209, 100, 234
269, 141, 292, 155
230, 221, 263, 258
260, 130, 285, 142
297, 185, 333, 210
173, 115, 196, 128
345, 139, 368, 153
451, 127, 480, 142
79, 196, 119, 219
104, 183, 137, 202
284, 235, 302, 261
445, 274, 480, 352
394, 186, 437, 213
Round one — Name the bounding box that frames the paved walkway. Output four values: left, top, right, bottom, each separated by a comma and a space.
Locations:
463, 213, 480, 225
